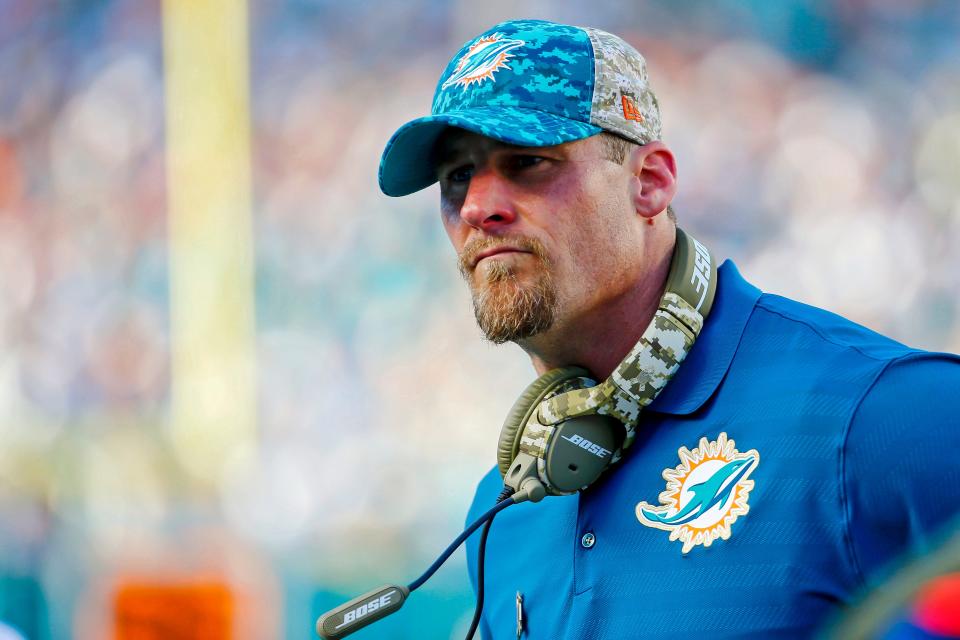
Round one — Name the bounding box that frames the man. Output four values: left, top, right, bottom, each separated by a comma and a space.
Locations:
378, 19, 960, 639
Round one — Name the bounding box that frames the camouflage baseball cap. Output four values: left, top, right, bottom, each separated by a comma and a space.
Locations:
378, 19, 662, 197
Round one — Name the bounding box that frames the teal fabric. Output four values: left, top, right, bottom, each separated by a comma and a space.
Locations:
379, 20, 601, 197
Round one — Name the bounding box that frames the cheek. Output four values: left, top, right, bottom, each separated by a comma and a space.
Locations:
441, 215, 470, 257
439, 204, 465, 248
561, 189, 635, 276
443, 225, 466, 257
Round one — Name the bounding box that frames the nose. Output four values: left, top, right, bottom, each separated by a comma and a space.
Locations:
459, 169, 517, 231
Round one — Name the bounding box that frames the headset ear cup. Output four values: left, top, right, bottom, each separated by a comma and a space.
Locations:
497, 366, 593, 478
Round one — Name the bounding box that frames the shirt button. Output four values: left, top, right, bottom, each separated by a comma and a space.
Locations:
581, 532, 596, 549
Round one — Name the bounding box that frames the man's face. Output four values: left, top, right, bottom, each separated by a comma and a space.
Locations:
434, 129, 643, 344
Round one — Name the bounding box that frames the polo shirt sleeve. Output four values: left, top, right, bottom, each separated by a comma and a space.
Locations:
843, 352, 960, 587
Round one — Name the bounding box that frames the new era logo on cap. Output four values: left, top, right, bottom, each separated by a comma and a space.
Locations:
622, 95, 645, 123
379, 19, 663, 197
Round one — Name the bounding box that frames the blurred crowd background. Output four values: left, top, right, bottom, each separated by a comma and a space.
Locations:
1, 0, 959, 638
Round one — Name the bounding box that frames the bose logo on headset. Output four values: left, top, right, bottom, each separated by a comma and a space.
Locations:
334, 591, 397, 630
561, 433, 612, 459
691, 237, 711, 312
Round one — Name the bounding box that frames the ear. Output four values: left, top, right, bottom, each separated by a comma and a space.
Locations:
627, 141, 677, 220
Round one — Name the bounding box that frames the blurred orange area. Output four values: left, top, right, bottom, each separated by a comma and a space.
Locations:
113, 582, 233, 640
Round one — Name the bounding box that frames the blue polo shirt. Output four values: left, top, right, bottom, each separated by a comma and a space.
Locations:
465, 260, 960, 639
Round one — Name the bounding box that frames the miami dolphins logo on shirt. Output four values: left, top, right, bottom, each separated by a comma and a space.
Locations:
636, 433, 759, 554
442, 33, 525, 90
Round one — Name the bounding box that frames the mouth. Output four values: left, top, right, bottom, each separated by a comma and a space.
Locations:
458, 235, 548, 279
472, 246, 532, 268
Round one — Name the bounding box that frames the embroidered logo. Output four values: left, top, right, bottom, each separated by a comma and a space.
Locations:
442, 33, 525, 90
621, 94, 644, 122
636, 433, 759, 553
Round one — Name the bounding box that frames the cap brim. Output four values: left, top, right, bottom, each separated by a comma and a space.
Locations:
378, 107, 602, 197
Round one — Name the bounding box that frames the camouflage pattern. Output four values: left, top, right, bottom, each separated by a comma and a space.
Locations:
661, 290, 705, 336
511, 293, 705, 496
583, 27, 661, 146
518, 230, 719, 493
539, 293, 701, 456
431, 20, 596, 134
378, 19, 663, 197
513, 375, 599, 495
517, 376, 595, 462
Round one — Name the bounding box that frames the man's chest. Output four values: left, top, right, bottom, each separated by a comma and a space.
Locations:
475, 417, 859, 639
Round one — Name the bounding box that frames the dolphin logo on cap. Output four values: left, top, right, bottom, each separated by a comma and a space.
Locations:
441, 33, 525, 91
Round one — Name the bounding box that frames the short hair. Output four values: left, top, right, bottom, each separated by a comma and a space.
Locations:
598, 130, 635, 165
597, 131, 677, 223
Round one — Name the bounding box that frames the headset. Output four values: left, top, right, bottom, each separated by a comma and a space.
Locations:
316, 228, 718, 640
498, 227, 718, 503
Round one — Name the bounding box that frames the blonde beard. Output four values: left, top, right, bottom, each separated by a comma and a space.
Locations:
459, 239, 557, 344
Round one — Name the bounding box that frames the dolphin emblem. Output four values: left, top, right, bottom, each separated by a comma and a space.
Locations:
640, 455, 756, 526
442, 35, 525, 90
636, 433, 760, 553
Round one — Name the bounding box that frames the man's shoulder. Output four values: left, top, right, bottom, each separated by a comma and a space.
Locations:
733, 286, 960, 413
749, 290, 915, 363
465, 465, 504, 524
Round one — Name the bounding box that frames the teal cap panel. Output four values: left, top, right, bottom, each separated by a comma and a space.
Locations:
378, 108, 601, 197
378, 19, 600, 197
431, 20, 595, 121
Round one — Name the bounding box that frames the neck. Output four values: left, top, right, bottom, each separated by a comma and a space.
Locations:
518, 228, 676, 380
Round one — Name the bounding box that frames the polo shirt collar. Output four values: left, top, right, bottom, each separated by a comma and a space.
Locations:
647, 260, 761, 416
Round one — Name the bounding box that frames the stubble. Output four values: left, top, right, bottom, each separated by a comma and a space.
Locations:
457, 236, 557, 344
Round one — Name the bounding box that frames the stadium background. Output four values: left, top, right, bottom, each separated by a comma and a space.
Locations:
0, 0, 959, 637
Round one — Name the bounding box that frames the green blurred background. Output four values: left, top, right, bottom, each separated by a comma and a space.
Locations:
1, 0, 959, 638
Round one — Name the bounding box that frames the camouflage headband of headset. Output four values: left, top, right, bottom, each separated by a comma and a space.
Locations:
500, 228, 718, 498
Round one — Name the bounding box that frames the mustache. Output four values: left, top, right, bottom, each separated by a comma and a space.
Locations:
457, 235, 549, 276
